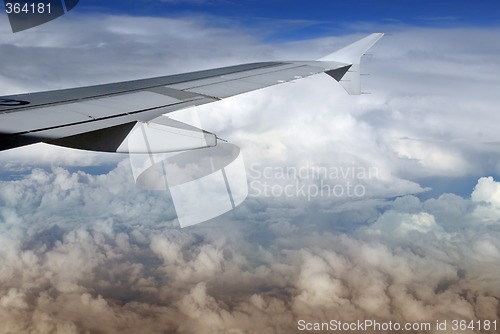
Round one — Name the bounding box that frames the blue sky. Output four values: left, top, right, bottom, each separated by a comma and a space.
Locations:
81, 0, 500, 24
76, 0, 500, 40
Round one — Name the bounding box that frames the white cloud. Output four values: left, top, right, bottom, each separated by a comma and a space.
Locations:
472, 176, 500, 206
471, 176, 500, 223
364, 210, 446, 238
0, 165, 499, 332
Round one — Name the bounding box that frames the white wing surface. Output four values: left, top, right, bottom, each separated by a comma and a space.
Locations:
0, 33, 383, 153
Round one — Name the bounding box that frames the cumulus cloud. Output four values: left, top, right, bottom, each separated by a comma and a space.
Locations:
0, 166, 499, 333
1, 12, 500, 334
471, 176, 500, 223
1, 162, 500, 333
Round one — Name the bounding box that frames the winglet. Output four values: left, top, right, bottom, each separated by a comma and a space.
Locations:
320, 33, 384, 95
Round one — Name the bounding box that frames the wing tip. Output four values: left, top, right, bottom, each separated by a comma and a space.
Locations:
321, 32, 384, 95
319, 32, 385, 64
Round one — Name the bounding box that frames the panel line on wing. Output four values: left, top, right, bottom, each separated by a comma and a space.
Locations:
182, 64, 328, 99
145, 86, 202, 100
0, 62, 285, 113
168, 63, 302, 91
0, 100, 191, 137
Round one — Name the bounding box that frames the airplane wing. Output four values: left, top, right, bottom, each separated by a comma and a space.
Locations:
0, 33, 384, 153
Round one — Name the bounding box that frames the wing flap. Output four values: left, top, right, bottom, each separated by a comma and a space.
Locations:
48, 116, 217, 154
49, 122, 137, 152
117, 116, 217, 154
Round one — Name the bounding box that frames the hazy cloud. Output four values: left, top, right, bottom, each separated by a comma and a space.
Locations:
0, 166, 499, 332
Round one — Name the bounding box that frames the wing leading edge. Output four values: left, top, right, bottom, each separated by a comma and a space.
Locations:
0, 33, 384, 153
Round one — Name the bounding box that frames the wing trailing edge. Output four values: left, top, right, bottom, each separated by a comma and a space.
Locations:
49, 117, 217, 154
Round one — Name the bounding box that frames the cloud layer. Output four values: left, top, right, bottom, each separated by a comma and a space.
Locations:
0, 165, 499, 333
